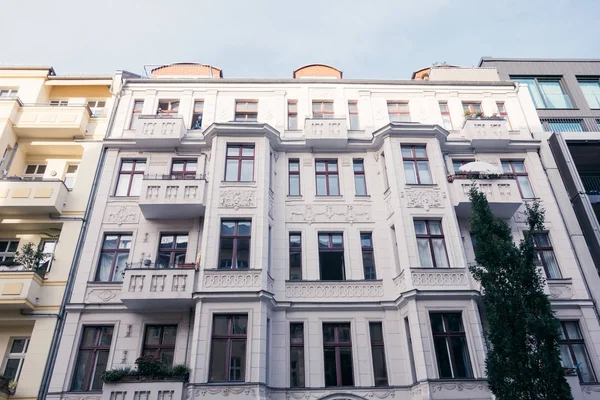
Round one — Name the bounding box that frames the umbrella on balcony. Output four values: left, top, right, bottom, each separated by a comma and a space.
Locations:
458, 161, 501, 175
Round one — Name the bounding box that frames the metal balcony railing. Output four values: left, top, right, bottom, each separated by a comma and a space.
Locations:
541, 118, 585, 132
125, 261, 197, 270
580, 175, 600, 196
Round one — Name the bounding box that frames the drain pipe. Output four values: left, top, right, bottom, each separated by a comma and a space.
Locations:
37, 81, 122, 400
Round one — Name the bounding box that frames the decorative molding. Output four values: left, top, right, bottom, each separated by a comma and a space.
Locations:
286, 281, 384, 299
125, 324, 132, 338
60, 396, 102, 400
303, 158, 313, 167
85, 288, 119, 303
121, 350, 128, 364
188, 386, 257, 398
582, 384, 600, 394
401, 188, 445, 211
430, 382, 490, 393
385, 197, 394, 219
290, 204, 370, 225
149, 158, 168, 166
218, 190, 257, 209
105, 205, 139, 225
373, 152, 380, 162
273, 151, 280, 162
548, 282, 574, 299
411, 270, 468, 286
203, 270, 262, 289
143, 233, 149, 243
120, 152, 143, 157
393, 272, 406, 294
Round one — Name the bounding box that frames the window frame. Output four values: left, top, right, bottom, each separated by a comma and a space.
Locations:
142, 325, 177, 366
0, 240, 19, 263
369, 322, 389, 386
353, 159, 367, 196
218, 220, 252, 270
430, 312, 473, 379
224, 145, 255, 182
209, 314, 248, 382
39, 239, 57, 272
157, 233, 188, 268
192, 100, 204, 129
513, 77, 573, 109
157, 99, 180, 115
360, 232, 376, 280
322, 322, 354, 387
288, 159, 301, 196
312, 100, 334, 119
414, 220, 450, 268
170, 159, 198, 179
558, 321, 597, 383
462, 102, 482, 115
318, 232, 345, 281
577, 78, 600, 109
402, 145, 432, 185
0, 88, 18, 98
530, 231, 562, 279
289, 232, 302, 280
501, 160, 534, 198
23, 164, 47, 180
63, 164, 79, 189
234, 100, 258, 122
348, 101, 359, 130
315, 159, 340, 196
70, 326, 114, 391
439, 101, 453, 130
95, 233, 132, 282
288, 101, 298, 130
387, 101, 411, 122
129, 100, 144, 129
114, 159, 146, 197
1, 337, 30, 382
49, 100, 69, 107
290, 322, 305, 387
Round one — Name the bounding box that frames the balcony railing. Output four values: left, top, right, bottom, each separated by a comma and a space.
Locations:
0, 270, 43, 310
121, 266, 196, 309
304, 117, 348, 148
0, 178, 69, 214
448, 176, 522, 218
139, 176, 207, 219
13, 103, 91, 137
580, 175, 600, 196
124, 114, 186, 146
541, 118, 585, 133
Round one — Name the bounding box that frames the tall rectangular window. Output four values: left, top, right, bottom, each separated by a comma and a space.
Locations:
95, 234, 132, 282
219, 220, 251, 269
323, 323, 354, 387
64, 164, 79, 189
387, 102, 411, 122
192, 100, 204, 129
157, 234, 188, 268
129, 100, 144, 129
225, 145, 254, 182
171, 159, 198, 179
402, 145, 432, 185
1, 338, 29, 382
290, 323, 305, 387
0, 240, 19, 264
558, 321, 596, 383
439, 101, 453, 129
312, 101, 334, 119
157, 100, 179, 115
578, 80, 600, 109
288, 159, 301, 196
319, 233, 345, 280
209, 315, 248, 382
353, 159, 367, 196
414, 220, 449, 268
381, 152, 390, 190
71, 326, 113, 391
405, 317, 417, 383
288, 101, 298, 130
501, 161, 534, 198
142, 325, 177, 365
513, 78, 573, 109
39, 240, 57, 272
361, 233, 376, 280
369, 322, 388, 386
462, 102, 482, 115
531, 232, 561, 279
115, 160, 146, 196
496, 101, 512, 129
289, 233, 302, 280
348, 101, 359, 129
235, 100, 258, 122
430, 313, 473, 379
315, 160, 339, 196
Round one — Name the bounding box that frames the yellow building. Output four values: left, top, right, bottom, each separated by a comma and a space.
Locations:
0, 66, 120, 400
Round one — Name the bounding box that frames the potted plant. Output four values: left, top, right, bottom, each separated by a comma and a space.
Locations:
171, 364, 190, 380
7, 380, 16, 395
13, 242, 48, 276
101, 367, 134, 383
101, 358, 190, 384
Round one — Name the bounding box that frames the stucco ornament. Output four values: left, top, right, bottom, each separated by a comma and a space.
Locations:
402, 189, 445, 211
106, 205, 138, 225
219, 190, 257, 209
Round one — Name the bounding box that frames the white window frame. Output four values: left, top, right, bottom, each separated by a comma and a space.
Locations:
23, 164, 47, 180
1, 337, 30, 382
87, 100, 106, 117
64, 164, 79, 189
0, 240, 19, 263
49, 100, 69, 107
39, 240, 57, 272
0, 88, 18, 98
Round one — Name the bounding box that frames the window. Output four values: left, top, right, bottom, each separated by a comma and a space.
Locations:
531, 232, 561, 279
39, 240, 57, 272
0, 240, 19, 264
361, 233, 376, 280
369, 322, 388, 386
290, 323, 305, 387
387, 102, 411, 122
405, 317, 417, 383
0, 88, 18, 98
142, 325, 177, 365
87, 100, 106, 117
452, 159, 473, 174
50, 100, 69, 106
192, 100, 204, 129
64, 164, 79, 189
558, 321, 596, 383
312, 101, 334, 119
235, 100, 258, 122
1, 338, 29, 382
496, 101, 511, 129
381, 153, 389, 190
501, 161, 534, 198
315, 160, 339, 196
578, 80, 600, 109
513, 78, 573, 109
289, 233, 302, 280
348, 101, 359, 129
157, 100, 179, 115
439, 101, 453, 130
430, 313, 473, 379
288, 159, 301, 196
209, 315, 248, 382
219, 220, 251, 269
462, 102, 482, 115
402, 145, 432, 185
129, 100, 144, 129
319, 233, 345, 280
95, 234, 132, 282
71, 326, 113, 391
353, 159, 367, 196
171, 159, 197, 179
323, 323, 354, 387
24, 164, 46, 180
414, 220, 449, 268
115, 160, 145, 196
157, 234, 188, 268
541, 118, 585, 132
288, 101, 298, 130
225, 145, 254, 182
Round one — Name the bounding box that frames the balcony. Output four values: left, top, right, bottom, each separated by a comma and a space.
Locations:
460, 117, 510, 149
0, 270, 43, 310
0, 179, 69, 215
285, 279, 384, 302
394, 268, 471, 294
102, 380, 185, 400
124, 115, 186, 147
202, 269, 271, 293
580, 174, 600, 204
13, 104, 91, 138
139, 175, 207, 219
449, 176, 522, 218
121, 265, 195, 310
304, 117, 348, 148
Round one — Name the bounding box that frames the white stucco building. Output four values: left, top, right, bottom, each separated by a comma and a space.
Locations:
45, 63, 600, 400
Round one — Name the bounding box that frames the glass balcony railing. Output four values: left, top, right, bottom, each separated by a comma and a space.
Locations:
580, 175, 600, 196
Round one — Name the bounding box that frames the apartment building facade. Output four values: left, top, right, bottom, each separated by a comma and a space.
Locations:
44, 63, 600, 400
0, 66, 120, 399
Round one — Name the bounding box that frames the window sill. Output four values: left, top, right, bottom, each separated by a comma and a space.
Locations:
87, 280, 124, 285
353, 195, 371, 202
108, 196, 140, 202
547, 277, 573, 283
286, 195, 304, 202
314, 195, 344, 202
405, 184, 438, 188
220, 181, 257, 188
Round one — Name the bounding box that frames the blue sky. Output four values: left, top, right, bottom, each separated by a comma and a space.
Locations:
1, 0, 599, 79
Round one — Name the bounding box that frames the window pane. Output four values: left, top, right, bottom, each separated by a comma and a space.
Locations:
209, 339, 227, 381
370, 323, 383, 341
115, 174, 132, 196
288, 103, 297, 113
315, 161, 326, 172
145, 326, 161, 345
221, 221, 235, 235
232, 316, 248, 334
450, 337, 472, 378
71, 350, 93, 390
134, 162, 146, 172
564, 322, 582, 340
434, 337, 453, 378
324, 348, 337, 386
331, 234, 343, 247
160, 236, 174, 249
236, 239, 250, 268
213, 316, 229, 335
176, 236, 188, 248
323, 325, 335, 342
291, 323, 304, 341
417, 161, 432, 184
225, 160, 239, 181
511, 162, 526, 173
516, 79, 544, 108
579, 81, 600, 109
130, 174, 143, 196
429, 221, 442, 235
316, 175, 327, 195
112, 254, 128, 281
560, 344, 574, 368
172, 162, 184, 172
240, 160, 254, 181
414, 147, 427, 158
355, 176, 367, 196
517, 176, 534, 198
572, 344, 596, 383
163, 326, 177, 345
338, 325, 351, 342
361, 234, 372, 248
417, 238, 433, 268
96, 254, 114, 281
290, 234, 301, 248
290, 347, 305, 387
10, 339, 28, 354
289, 161, 299, 172
362, 253, 376, 279
404, 161, 417, 184
242, 147, 254, 156
541, 250, 561, 278
318, 234, 329, 248
414, 221, 427, 235
501, 162, 512, 173
237, 221, 251, 236
121, 162, 134, 172
349, 114, 360, 130
328, 175, 339, 195
3, 359, 21, 381
289, 175, 300, 196
227, 147, 240, 156
401, 146, 413, 158
90, 350, 109, 390
218, 238, 233, 269
353, 160, 364, 172
432, 239, 449, 267
229, 339, 246, 381
340, 347, 354, 386
430, 314, 444, 333
445, 314, 464, 332
539, 81, 571, 108
371, 347, 388, 386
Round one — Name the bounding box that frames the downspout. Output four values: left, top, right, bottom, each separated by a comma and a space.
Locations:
37, 82, 122, 400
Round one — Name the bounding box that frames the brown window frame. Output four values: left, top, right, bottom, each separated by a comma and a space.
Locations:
234, 100, 258, 122
129, 100, 144, 129
496, 101, 512, 129
558, 321, 597, 383
439, 101, 453, 129
288, 101, 298, 130
157, 99, 180, 115
142, 325, 177, 366
157, 233, 188, 268
323, 323, 354, 387
315, 160, 340, 196
225, 145, 255, 182
290, 322, 305, 387
462, 102, 482, 114
289, 232, 302, 280
387, 101, 411, 122
288, 159, 301, 196
353, 159, 367, 196
414, 220, 450, 268
369, 322, 389, 386
361, 232, 376, 280
318, 232, 345, 281
95, 233, 132, 282
70, 326, 113, 391
531, 231, 562, 279
218, 220, 252, 270
501, 160, 534, 198
209, 315, 248, 382
312, 100, 334, 119
430, 313, 473, 379
114, 159, 146, 196
348, 101, 359, 129
402, 145, 432, 185
171, 159, 198, 179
